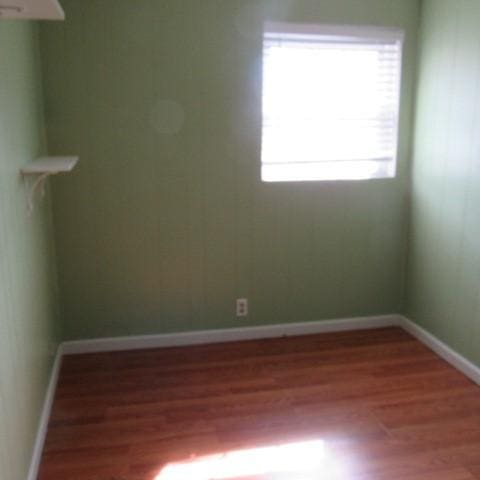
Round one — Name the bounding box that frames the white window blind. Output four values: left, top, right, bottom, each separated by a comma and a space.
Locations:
262, 23, 404, 182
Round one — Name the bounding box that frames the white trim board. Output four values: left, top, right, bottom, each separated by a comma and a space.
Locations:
400, 316, 480, 386
62, 314, 401, 355
60, 317, 480, 388
27, 346, 63, 480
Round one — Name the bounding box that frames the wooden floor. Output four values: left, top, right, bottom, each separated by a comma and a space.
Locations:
38, 327, 480, 480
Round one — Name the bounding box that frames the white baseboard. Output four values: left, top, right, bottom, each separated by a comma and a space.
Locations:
400, 316, 480, 386
27, 345, 63, 480
62, 314, 402, 355
59, 317, 480, 388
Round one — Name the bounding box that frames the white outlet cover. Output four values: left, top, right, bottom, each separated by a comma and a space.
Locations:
0, 0, 64, 20
236, 298, 248, 316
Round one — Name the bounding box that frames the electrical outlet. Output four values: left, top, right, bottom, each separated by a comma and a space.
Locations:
236, 298, 248, 317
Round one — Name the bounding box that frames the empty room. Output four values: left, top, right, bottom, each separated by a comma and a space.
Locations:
2, 0, 480, 479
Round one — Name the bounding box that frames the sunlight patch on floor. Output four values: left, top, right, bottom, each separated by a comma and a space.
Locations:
155, 438, 350, 480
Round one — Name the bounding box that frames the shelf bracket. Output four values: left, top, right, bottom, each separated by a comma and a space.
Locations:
24, 172, 53, 215
21, 156, 79, 215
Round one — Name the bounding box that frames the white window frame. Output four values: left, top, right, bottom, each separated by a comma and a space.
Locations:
261, 22, 404, 182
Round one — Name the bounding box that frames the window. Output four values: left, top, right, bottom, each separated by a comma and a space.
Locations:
261, 22, 404, 182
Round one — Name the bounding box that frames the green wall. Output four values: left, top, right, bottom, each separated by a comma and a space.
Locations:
406, 0, 480, 366
4, 3, 480, 476
40, 0, 419, 340
0, 21, 60, 480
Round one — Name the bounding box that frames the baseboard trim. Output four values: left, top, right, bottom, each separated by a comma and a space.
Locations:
27, 345, 63, 480
62, 314, 402, 355
400, 316, 480, 386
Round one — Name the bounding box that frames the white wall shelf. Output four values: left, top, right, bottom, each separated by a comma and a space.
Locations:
21, 156, 78, 175
21, 156, 78, 214
0, 0, 64, 20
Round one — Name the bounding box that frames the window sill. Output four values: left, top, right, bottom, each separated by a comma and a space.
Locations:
261, 161, 396, 182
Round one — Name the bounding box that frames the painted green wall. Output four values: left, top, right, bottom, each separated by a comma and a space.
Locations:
40, 0, 419, 340
0, 21, 60, 480
406, 0, 480, 366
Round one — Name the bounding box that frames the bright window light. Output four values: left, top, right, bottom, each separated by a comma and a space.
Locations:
261, 23, 404, 182
155, 439, 338, 480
